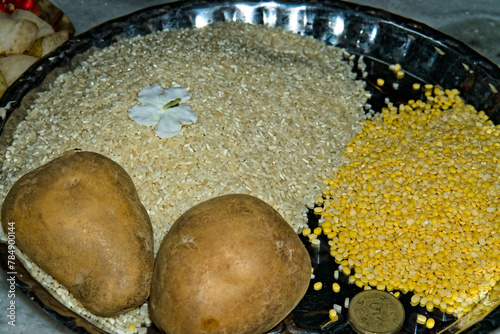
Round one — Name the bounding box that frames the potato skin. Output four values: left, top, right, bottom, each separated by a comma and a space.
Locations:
150, 194, 311, 334
1, 150, 154, 317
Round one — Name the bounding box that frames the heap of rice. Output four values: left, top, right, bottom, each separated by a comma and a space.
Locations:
0, 22, 369, 333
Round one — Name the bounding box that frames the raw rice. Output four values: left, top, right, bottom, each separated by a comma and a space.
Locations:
0, 21, 368, 333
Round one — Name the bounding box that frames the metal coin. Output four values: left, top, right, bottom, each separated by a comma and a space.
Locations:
348, 290, 405, 334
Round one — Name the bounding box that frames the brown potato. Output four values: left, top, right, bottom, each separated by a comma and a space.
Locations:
1, 150, 154, 317
0, 18, 38, 55
150, 194, 311, 334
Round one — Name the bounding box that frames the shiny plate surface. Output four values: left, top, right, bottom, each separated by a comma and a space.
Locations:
0, 1, 499, 333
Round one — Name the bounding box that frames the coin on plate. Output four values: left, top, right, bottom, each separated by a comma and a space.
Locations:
348, 290, 405, 334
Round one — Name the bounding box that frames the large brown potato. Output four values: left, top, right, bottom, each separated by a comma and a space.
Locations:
1, 150, 154, 317
150, 194, 311, 334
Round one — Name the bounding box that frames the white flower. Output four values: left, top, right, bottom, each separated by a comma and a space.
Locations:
128, 84, 197, 138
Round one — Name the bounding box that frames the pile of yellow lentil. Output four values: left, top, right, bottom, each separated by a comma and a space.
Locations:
314, 84, 500, 318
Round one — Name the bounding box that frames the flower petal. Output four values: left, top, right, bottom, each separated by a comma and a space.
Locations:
155, 112, 182, 138
160, 87, 191, 105
137, 84, 164, 107
128, 105, 163, 126
169, 105, 198, 124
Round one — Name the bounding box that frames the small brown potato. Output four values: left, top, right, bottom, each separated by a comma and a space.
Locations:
1, 150, 154, 317
150, 194, 311, 334
0, 18, 38, 55
11, 9, 54, 38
